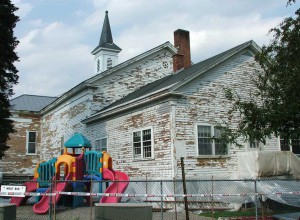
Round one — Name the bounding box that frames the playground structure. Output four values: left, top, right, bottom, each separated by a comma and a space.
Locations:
10, 133, 129, 214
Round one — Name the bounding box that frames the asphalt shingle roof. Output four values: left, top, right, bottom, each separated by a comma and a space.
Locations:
10, 94, 57, 112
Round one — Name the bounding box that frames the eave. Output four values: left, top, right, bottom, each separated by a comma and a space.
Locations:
40, 84, 98, 115
82, 90, 183, 124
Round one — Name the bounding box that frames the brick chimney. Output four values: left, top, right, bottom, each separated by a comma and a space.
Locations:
173, 29, 191, 72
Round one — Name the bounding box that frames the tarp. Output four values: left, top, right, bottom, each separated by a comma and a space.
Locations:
238, 151, 300, 179
64, 133, 92, 148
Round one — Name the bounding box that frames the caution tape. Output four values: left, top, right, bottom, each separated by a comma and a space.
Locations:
2, 191, 300, 198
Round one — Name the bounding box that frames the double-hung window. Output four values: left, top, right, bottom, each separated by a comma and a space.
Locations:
26, 131, 37, 154
133, 128, 153, 159
95, 137, 108, 152
197, 125, 227, 156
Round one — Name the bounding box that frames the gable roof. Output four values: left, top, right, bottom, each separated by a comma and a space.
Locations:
83, 40, 261, 124
10, 94, 57, 112
41, 41, 177, 114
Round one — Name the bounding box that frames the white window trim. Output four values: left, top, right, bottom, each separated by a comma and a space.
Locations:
95, 136, 108, 152
26, 130, 37, 155
132, 127, 154, 160
195, 123, 229, 158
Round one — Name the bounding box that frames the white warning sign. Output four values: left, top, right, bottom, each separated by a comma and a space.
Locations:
0, 185, 26, 197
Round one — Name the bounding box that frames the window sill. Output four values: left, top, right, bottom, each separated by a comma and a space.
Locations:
133, 158, 154, 162
26, 153, 37, 156
196, 155, 230, 159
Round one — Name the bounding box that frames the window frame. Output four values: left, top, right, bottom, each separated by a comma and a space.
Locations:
195, 123, 228, 158
26, 131, 37, 155
94, 137, 108, 152
132, 127, 154, 160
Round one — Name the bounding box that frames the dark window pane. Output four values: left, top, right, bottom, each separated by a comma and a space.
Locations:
95, 140, 101, 151
29, 132, 36, 142
215, 141, 227, 155
198, 138, 212, 155
28, 143, 36, 154
292, 139, 300, 154
143, 129, 151, 141
198, 126, 211, 137
143, 146, 151, 158
280, 139, 290, 151
133, 132, 141, 142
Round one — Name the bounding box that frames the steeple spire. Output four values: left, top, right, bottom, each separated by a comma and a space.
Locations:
100, 11, 113, 45
91, 11, 122, 74
91, 11, 121, 54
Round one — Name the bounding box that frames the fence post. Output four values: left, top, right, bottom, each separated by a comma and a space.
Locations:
53, 177, 56, 220
173, 177, 178, 220
181, 157, 189, 220
49, 177, 52, 220
254, 180, 258, 220
211, 176, 214, 220
90, 176, 93, 220
160, 179, 163, 220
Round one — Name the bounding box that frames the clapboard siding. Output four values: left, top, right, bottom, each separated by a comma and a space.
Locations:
172, 52, 279, 178
86, 101, 173, 178
39, 49, 173, 167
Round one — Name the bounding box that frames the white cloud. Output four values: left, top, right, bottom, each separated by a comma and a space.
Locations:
14, 22, 93, 96
11, 0, 33, 19
11, 0, 299, 97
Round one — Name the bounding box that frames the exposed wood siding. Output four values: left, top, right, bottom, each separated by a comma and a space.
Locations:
2, 113, 41, 174
39, 49, 174, 169
90, 50, 173, 113
173, 52, 280, 179
86, 101, 173, 178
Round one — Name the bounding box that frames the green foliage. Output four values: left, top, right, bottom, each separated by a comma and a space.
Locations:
225, 5, 300, 145
0, 0, 19, 158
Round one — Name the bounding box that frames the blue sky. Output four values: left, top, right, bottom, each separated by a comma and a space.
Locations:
11, 0, 300, 97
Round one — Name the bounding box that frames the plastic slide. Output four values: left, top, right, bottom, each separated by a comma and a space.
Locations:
10, 180, 37, 207
100, 168, 129, 203
33, 173, 71, 214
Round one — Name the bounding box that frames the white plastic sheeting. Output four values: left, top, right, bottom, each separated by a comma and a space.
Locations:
123, 179, 300, 209
238, 151, 300, 179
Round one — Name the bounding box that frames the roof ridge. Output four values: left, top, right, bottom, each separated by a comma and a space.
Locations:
10, 94, 58, 101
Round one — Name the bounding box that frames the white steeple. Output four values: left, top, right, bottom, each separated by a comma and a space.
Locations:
91, 11, 121, 74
